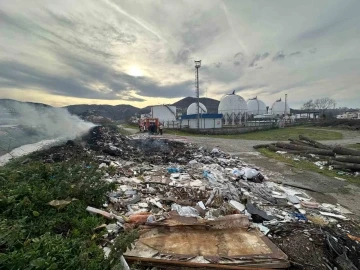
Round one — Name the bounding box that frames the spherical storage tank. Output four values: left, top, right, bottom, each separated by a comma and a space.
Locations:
271, 100, 290, 115
187, 102, 207, 115
247, 97, 267, 115
218, 93, 248, 125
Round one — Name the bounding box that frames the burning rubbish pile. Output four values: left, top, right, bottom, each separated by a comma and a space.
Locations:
255, 135, 360, 176
26, 126, 360, 269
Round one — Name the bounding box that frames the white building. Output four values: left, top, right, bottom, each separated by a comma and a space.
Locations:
247, 97, 267, 115
180, 114, 223, 129
218, 93, 248, 125
336, 111, 360, 119
187, 102, 207, 115
151, 105, 177, 126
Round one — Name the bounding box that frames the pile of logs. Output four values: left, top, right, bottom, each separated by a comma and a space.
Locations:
254, 135, 360, 171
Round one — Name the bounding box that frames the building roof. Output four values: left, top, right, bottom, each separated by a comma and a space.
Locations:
181, 113, 223, 120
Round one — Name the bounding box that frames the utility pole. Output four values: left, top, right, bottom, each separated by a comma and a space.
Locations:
195, 60, 201, 129
284, 93, 288, 116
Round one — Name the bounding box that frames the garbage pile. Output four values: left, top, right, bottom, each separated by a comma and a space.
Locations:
35, 126, 360, 269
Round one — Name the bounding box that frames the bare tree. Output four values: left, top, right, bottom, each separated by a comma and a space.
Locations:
301, 99, 315, 110
313, 98, 337, 110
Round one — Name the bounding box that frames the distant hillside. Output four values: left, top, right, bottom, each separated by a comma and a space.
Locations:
1, 97, 220, 121
0, 99, 51, 109
65, 104, 140, 121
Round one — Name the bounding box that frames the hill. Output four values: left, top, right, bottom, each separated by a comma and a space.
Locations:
65, 104, 140, 121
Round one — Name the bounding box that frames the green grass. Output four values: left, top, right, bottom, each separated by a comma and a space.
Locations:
165, 127, 343, 141
258, 148, 360, 185
0, 157, 138, 269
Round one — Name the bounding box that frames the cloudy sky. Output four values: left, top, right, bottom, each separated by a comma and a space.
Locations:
0, 0, 359, 108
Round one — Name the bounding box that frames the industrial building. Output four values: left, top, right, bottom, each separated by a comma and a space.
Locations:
180, 114, 223, 129
218, 92, 248, 125
151, 105, 177, 126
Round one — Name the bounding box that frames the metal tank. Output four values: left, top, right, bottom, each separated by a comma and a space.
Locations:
271, 100, 290, 116
247, 97, 267, 115
218, 93, 248, 125
187, 102, 207, 115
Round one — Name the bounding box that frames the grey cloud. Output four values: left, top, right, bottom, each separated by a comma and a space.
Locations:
261, 52, 270, 59
175, 49, 191, 64
309, 48, 317, 54
249, 54, 261, 67
272, 51, 285, 61
289, 51, 301, 56
249, 52, 270, 67
234, 61, 241, 66
54, 52, 195, 98
255, 66, 263, 69
236, 84, 268, 92
214, 62, 222, 68
234, 52, 243, 58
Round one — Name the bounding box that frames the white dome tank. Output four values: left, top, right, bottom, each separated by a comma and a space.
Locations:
271, 99, 290, 115
218, 94, 248, 114
187, 102, 207, 115
247, 97, 267, 115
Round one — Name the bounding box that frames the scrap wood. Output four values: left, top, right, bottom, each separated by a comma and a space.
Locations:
298, 135, 333, 150
288, 138, 315, 147
275, 142, 334, 156
335, 155, 360, 164
86, 206, 114, 219
253, 144, 271, 149
275, 142, 314, 151
125, 226, 289, 269
333, 145, 360, 157
329, 160, 360, 171
125, 256, 276, 269
347, 234, 360, 242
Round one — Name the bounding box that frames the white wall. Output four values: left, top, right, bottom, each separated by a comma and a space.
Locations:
151, 106, 176, 122
181, 118, 222, 129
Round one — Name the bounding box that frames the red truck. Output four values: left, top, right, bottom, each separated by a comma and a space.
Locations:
138, 118, 159, 132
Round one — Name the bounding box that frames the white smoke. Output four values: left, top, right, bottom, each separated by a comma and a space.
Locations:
0, 100, 95, 141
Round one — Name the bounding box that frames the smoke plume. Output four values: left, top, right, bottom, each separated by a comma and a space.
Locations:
0, 100, 94, 153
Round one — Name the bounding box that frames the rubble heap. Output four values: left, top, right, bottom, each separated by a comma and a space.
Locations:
35, 126, 360, 269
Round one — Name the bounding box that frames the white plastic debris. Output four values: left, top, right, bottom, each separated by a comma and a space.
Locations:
211, 148, 220, 154
171, 203, 199, 217
188, 160, 198, 165
243, 168, 259, 179
252, 223, 270, 235
229, 200, 245, 212
319, 211, 348, 220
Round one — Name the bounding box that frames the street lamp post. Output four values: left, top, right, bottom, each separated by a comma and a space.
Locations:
195, 60, 201, 129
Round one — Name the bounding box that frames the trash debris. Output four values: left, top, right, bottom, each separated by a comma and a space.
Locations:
229, 200, 245, 212
86, 206, 114, 219
48, 198, 77, 209
32, 125, 358, 269
246, 202, 275, 222
171, 203, 199, 217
